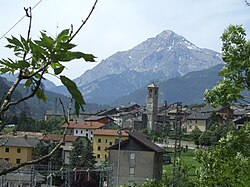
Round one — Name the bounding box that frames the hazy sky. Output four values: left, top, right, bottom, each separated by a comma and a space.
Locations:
0, 0, 250, 85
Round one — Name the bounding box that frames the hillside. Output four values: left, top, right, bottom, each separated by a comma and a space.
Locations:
111, 64, 224, 106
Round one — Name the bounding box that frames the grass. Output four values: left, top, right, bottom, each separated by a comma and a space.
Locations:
163, 149, 201, 176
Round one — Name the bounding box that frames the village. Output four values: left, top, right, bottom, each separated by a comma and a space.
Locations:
0, 83, 249, 187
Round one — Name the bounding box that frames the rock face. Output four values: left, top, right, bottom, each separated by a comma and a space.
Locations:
55, 30, 224, 104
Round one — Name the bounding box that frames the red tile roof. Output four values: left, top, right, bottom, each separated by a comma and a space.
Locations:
61, 121, 105, 129
41, 134, 78, 142
94, 129, 128, 137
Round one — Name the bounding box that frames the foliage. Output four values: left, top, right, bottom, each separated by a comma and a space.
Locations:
33, 141, 62, 166
0, 28, 95, 122
190, 127, 202, 147
204, 25, 250, 106
69, 138, 96, 168
195, 123, 250, 187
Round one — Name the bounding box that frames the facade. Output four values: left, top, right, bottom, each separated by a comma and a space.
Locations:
61, 121, 106, 141
186, 112, 222, 133
187, 112, 211, 132
0, 136, 40, 165
199, 105, 234, 120
93, 129, 128, 163
146, 83, 159, 131
107, 131, 164, 186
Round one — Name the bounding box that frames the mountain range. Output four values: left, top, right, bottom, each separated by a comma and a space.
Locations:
72, 30, 223, 104
1, 30, 225, 109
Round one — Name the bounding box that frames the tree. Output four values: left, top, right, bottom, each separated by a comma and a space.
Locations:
190, 126, 202, 148
69, 138, 96, 168
197, 25, 250, 186
0, 0, 99, 176
204, 25, 250, 106
195, 123, 250, 187
199, 130, 212, 147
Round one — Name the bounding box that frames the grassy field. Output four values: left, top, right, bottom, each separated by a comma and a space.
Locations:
163, 150, 201, 176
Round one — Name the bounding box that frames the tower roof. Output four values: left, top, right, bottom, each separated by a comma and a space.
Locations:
148, 83, 158, 88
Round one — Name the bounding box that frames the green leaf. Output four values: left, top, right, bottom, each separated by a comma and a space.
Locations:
54, 66, 65, 75
24, 78, 33, 88
39, 31, 55, 50
61, 51, 96, 62
36, 87, 47, 102
60, 75, 85, 115
56, 29, 70, 42
7, 36, 23, 49
0, 67, 11, 74
18, 60, 30, 68
20, 35, 29, 51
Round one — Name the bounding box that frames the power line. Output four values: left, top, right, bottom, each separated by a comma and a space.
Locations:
0, 0, 44, 40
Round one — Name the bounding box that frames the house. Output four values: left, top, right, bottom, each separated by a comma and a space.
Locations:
41, 134, 80, 164
186, 112, 223, 133
93, 129, 128, 163
61, 121, 106, 141
199, 105, 234, 120
111, 112, 135, 127
0, 136, 40, 165
44, 110, 63, 121
107, 131, 164, 186
118, 103, 141, 113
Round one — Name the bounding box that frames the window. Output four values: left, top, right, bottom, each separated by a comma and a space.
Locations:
16, 159, 21, 164
86, 129, 89, 132
17, 148, 21, 153
91, 131, 93, 134
195, 120, 197, 123
98, 146, 101, 150
129, 167, 135, 177
76, 130, 78, 134
86, 133, 89, 137
109, 142, 112, 146
105, 154, 107, 159
97, 154, 100, 158
5, 158, 9, 161
130, 152, 135, 160
81, 130, 83, 134
70, 130, 73, 134
98, 138, 101, 143
105, 139, 108, 143
5, 148, 9, 153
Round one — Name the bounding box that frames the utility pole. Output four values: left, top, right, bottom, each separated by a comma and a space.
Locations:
116, 128, 122, 187
172, 102, 182, 187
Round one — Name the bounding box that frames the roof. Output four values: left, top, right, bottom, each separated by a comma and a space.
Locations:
84, 115, 112, 121
199, 105, 223, 113
41, 134, 78, 142
128, 131, 164, 153
188, 112, 211, 120
148, 83, 158, 88
94, 129, 128, 137
0, 136, 40, 148
61, 121, 105, 129
107, 131, 164, 153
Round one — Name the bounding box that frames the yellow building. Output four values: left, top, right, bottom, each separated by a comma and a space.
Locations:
93, 129, 128, 162
0, 136, 40, 165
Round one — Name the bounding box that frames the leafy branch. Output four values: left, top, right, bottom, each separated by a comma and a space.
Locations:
0, 0, 99, 176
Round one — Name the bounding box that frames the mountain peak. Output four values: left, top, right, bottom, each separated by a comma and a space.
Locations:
157, 30, 178, 39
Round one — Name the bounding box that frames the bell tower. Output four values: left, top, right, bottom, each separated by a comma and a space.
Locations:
146, 83, 158, 131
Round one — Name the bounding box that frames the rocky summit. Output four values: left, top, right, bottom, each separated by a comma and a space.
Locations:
72, 30, 223, 104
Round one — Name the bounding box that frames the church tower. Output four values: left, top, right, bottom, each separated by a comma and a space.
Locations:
146, 83, 158, 131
